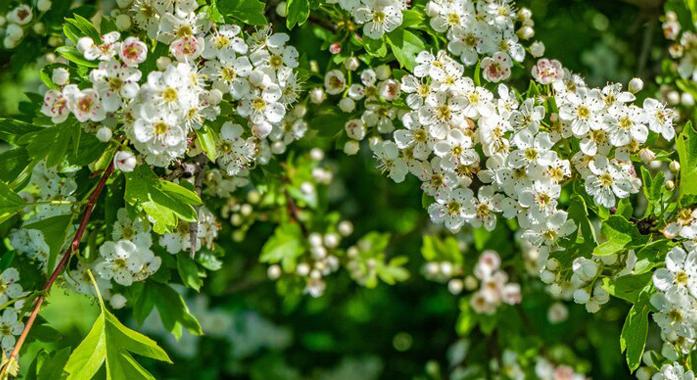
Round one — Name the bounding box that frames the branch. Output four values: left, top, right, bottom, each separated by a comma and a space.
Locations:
4, 161, 115, 368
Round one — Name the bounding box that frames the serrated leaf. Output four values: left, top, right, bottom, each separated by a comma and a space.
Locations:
260, 223, 305, 271
0, 181, 25, 224
286, 0, 310, 29
217, 0, 267, 25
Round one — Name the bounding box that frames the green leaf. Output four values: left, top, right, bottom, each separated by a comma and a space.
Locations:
23, 214, 73, 271
286, 0, 310, 29
593, 216, 647, 256
195, 125, 219, 161
217, 0, 268, 25
65, 272, 171, 380
564, 194, 597, 254
65, 14, 101, 41
260, 223, 305, 272
308, 106, 350, 137
620, 298, 650, 372
125, 166, 202, 234
177, 255, 203, 291
456, 299, 474, 335
0, 181, 25, 224
150, 282, 203, 338
602, 272, 652, 303
677, 121, 697, 198
0, 118, 43, 144
56, 46, 99, 68
387, 29, 426, 71
37, 347, 71, 380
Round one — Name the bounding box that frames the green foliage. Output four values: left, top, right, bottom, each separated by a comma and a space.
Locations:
677, 121, 697, 199
593, 216, 647, 256
286, 0, 310, 29
0, 181, 25, 224
217, 0, 268, 25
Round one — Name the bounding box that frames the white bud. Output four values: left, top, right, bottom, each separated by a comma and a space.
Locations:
517, 7, 532, 20
51, 67, 70, 86
665, 180, 675, 191
309, 147, 324, 161
309, 233, 323, 247
425, 262, 439, 276
343, 140, 360, 155
115, 14, 132, 31
440, 262, 453, 277
33, 22, 46, 35
300, 182, 314, 195
547, 302, 568, 323
517, 26, 535, 40
247, 190, 261, 204
530, 41, 545, 58
540, 270, 555, 284
573, 288, 590, 304
667, 91, 680, 105
251, 122, 273, 138
0, 16, 5, 26
109, 293, 127, 309
375, 64, 391, 80
240, 204, 253, 216
585, 299, 600, 313
297, 262, 310, 276
271, 141, 285, 154
642, 351, 655, 367
345, 119, 366, 140
344, 57, 360, 71
311, 246, 327, 259
96, 127, 112, 142
37, 0, 52, 11
448, 279, 464, 295
156, 56, 172, 70
323, 233, 339, 248
635, 368, 651, 380
464, 275, 478, 290
5, 23, 24, 41
628, 77, 644, 93
669, 160, 680, 173
548, 283, 562, 297
77, 36, 94, 53
113, 150, 136, 172
338, 97, 356, 113
275, 2, 288, 17
267, 264, 282, 280
681, 92, 695, 107
3, 36, 17, 49
338, 221, 353, 236
292, 104, 307, 118
309, 87, 326, 104
545, 258, 560, 271
661, 343, 679, 361
638, 148, 655, 164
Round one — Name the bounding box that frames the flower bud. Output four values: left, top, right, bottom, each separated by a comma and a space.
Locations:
309, 87, 325, 104
585, 299, 600, 313
338, 97, 356, 113
638, 148, 655, 164
547, 302, 568, 323
297, 262, 310, 276
156, 56, 172, 70
77, 36, 94, 53
324, 233, 339, 248
344, 57, 360, 71
309, 233, 323, 247
109, 293, 127, 309
628, 77, 644, 93
329, 42, 342, 55
96, 127, 112, 142
448, 279, 464, 295
345, 119, 366, 140
251, 122, 272, 138
116, 0, 133, 8
310, 147, 324, 161
375, 64, 391, 80
573, 288, 590, 304
343, 140, 360, 155
338, 221, 353, 236
669, 160, 680, 173
114, 150, 137, 172
667, 91, 680, 105
37, 0, 52, 12
530, 41, 545, 58
275, 2, 288, 17
267, 264, 282, 280
665, 180, 675, 191
5, 24, 24, 42
33, 22, 46, 35
115, 14, 132, 31
52, 67, 70, 86
517, 26, 535, 40
682, 92, 695, 107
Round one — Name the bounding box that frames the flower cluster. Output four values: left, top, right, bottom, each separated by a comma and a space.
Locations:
160, 207, 219, 254
425, 0, 540, 81
651, 243, 697, 356
663, 11, 697, 82
363, 51, 674, 261
326, 0, 406, 39
1, 4, 36, 49
467, 250, 521, 314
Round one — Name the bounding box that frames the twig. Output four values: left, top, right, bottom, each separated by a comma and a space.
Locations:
3, 161, 114, 368
284, 188, 308, 235
189, 155, 207, 259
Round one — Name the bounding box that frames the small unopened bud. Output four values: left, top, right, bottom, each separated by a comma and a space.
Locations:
343, 140, 360, 155
275, 2, 288, 17
517, 26, 534, 40
338, 97, 355, 113
375, 64, 391, 80
344, 57, 360, 71
267, 264, 282, 280
156, 56, 172, 70
297, 262, 310, 276
338, 221, 353, 236
628, 77, 644, 93
115, 14, 132, 31
638, 148, 655, 164
530, 41, 545, 58
77, 37, 94, 53
665, 180, 675, 191
464, 275, 478, 290
96, 127, 112, 142
329, 42, 342, 55
448, 279, 464, 295
667, 91, 680, 105
37, 0, 52, 11
309, 87, 325, 104
52, 67, 70, 86
573, 288, 590, 304
669, 160, 680, 173
114, 150, 136, 172
109, 293, 127, 309
681, 92, 695, 107
310, 147, 324, 161
33, 22, 46, 35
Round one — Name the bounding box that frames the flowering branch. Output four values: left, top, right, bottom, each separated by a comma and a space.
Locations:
4, 161, 114, 366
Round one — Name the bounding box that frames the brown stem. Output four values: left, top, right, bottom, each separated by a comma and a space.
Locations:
284, 189, 308, 235
6, 161, 114, 364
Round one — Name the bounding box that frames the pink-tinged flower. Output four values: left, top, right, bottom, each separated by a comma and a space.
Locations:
481, 52, 512, 83
170, 36, 204, 62
531, 58, 564, 85
63, 85, 106, 122
40, 89, 71, 123
119, 37, 148, 66
80, 32, 121, 61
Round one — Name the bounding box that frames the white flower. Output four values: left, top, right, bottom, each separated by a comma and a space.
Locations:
606, 105, 648, 146
481, 52, 512, 82
508, 129, 555, 169
584, 156, 634, 208
202, 24, 247, 62
643, 98, 676, 141
79, 32, 121, 61
112, 208, 152, 248
119, 36, 148, 66
373, 140, 408, 183
89, 60, 142, 112
558, 90, 602, 136
433, 129, 478, 170
394, 112, 434, 159
652, 363, 695, 380
0, 309, 24, 352
354, 0, 403, 39
95, 240, 159, 286
653, 245, 697, 298
428, 187, 474, 232
7, 5, 32, 25
41, 89, 71, 123
217, 122, 256, 176
0, 268, 23, 305
531, 58, 563, 85
324, 69, 346, 95
63, 85, 106, 122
